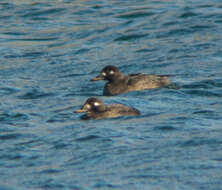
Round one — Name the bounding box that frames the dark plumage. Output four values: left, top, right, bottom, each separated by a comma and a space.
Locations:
75, 97, 140, 120
91, 65, 171, 96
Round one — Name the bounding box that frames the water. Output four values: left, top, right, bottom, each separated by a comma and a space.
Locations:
1, 0, 222, 189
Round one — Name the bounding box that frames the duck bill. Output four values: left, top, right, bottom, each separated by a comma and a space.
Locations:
90, 75, 104, 81
75, 109, 87, 113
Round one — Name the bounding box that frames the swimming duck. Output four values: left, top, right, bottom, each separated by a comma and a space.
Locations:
75, 97, 140, 120
91, 65, 171, 95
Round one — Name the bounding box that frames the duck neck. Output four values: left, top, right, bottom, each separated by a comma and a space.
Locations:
94, 104, 106, 112
109, 73, 125, 83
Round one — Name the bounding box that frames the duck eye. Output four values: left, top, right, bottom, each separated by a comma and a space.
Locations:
109, 70, 114, 75
101, 72, 106, 76
93, 102, 100, 106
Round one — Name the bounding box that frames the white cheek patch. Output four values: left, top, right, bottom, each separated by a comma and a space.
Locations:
101, 72, 106, 76
109, 70, 114, 75
94, 102, 100, 106
85, 104, 91, 109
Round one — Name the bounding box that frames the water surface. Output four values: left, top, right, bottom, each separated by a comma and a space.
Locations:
0, 0, 222, 189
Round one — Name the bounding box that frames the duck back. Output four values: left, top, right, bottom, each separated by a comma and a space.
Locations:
127, 74, 170, 90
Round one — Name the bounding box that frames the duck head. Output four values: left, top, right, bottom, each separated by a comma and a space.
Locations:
91, 65, 122, 82
75, 97, 106, 113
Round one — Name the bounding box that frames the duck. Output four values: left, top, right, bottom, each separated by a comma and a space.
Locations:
91, 65, 171, 96
75, 97, 140, 120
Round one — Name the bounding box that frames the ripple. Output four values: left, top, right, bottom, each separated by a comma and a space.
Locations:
75, 135, 101, 142
22, 51, 45, 58
75, 48, 90, 54
18, 89, 54, 100
198, 4, 214, 8
182, 83, 211, 89
154, 126, 177, 131
0, 15, 12, 21
157, 27, 193, 38
190, 24, 213, 30
0, 87, 20, 95
163, 21, 179, 26
10, 37, 58, 42
135, 48, 156, 53
47, 113, 72, 123
0, 154, 23, 161
59, 73, 85, 78
0, 2, 11, 6
180, 12, 198, 18
167, 28, 192, 36
116, 11, 154, 19
0, 133, 22, 140
182, 79, 222, 89
39, 183, 66, 189
193, 110, 220, 119
17, 139, 40, 147
3, 31, 27, 36
93, 182, 119, 189
22, 8, 66, 18
39, 168, 61, 174
0, 112, 29, 122
215, 19, 222, 23
180, 138, 222, 147
183, 90, 222, 97
53, 142, 69, 150
114, 33, 148, 41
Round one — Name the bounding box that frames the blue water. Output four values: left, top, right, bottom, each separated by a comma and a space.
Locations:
1, 0, 222, 189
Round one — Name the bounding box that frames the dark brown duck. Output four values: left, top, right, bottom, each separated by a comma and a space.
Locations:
91, 65, 171, 96
75, 97, 140, 120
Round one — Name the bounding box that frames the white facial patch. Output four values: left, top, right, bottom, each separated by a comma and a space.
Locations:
94, 102, 100, 106
85, 104, 91, 109
101, 72, 106, 76
109, 70, 114, 75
